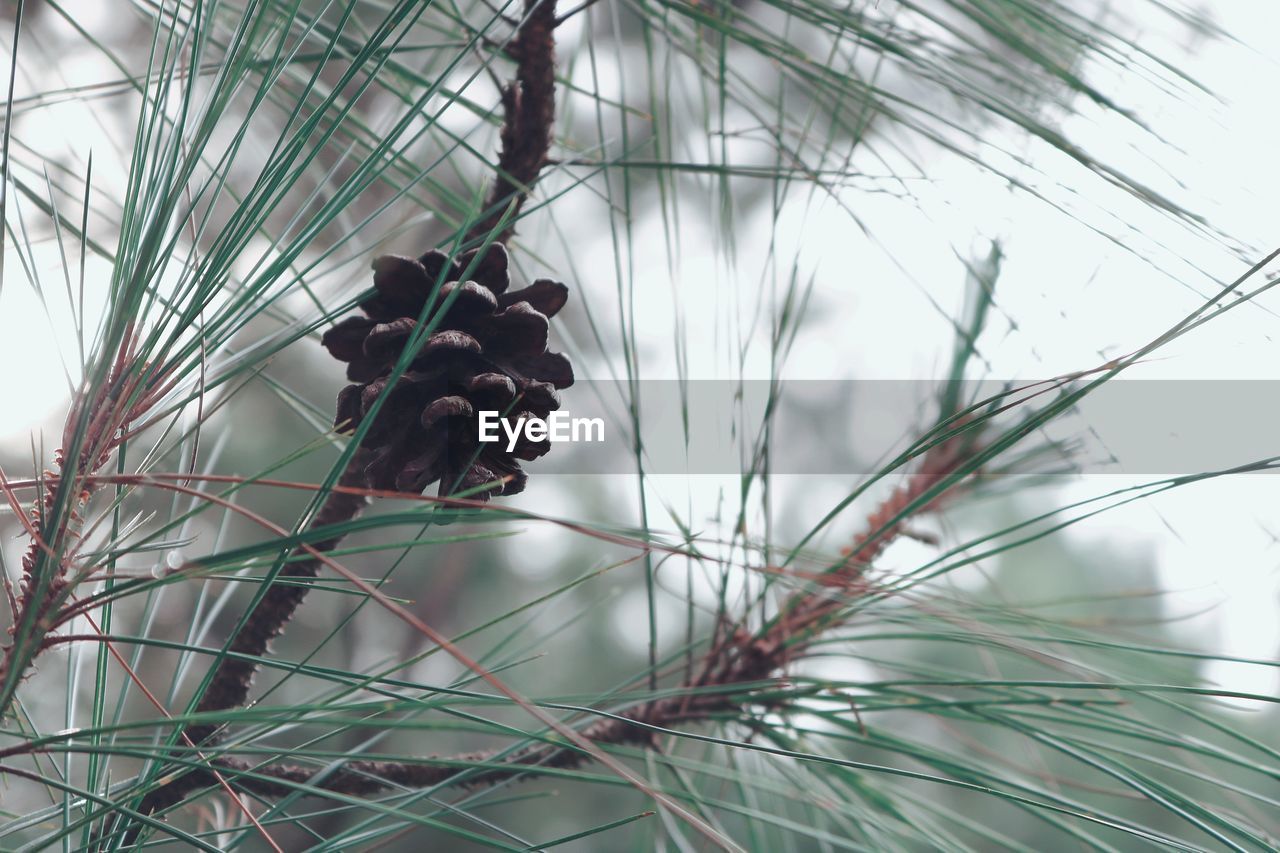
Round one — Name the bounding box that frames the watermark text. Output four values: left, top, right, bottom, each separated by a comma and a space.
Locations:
478, 411, 604, 452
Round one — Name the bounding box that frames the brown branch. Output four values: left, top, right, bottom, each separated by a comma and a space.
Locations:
465, 0, 558, 246
155, 0, 564, 747
154, 0, 563, 741
129, 454, 371, 822
141, 694, 732, 804
120, 0, 562, 837
136, 440, 973, 809
183, 457, 372, 746
0, 331, 160, 717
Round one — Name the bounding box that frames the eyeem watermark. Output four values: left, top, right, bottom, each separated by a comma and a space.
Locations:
478, 411, 604, 452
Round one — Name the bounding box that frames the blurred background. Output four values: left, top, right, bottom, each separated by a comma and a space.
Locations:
1, 0, 1278, 849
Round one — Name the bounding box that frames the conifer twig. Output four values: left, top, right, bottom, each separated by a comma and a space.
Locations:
135, 435, 973, 806
125, 0, 562, 833
465, 0, 558, 245
0, 332, 164, 717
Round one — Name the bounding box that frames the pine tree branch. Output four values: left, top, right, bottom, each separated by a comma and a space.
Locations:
115, 456, 371, 837
182, 455, 373, 748
138, 440, 971, 809
0, 332, 161, 718
121, 0, 562, 836
172, 0, 561, 746
465, 0, 558, 246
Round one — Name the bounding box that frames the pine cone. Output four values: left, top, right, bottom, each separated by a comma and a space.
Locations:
321, 244, 573, 498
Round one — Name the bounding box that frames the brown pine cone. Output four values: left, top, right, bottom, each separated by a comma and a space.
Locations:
321, 244, 572, 498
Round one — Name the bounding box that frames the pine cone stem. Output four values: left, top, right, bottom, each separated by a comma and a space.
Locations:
186, 454, 373, 743
466, 0, 558, 246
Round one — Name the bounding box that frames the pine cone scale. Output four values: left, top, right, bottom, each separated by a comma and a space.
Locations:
323, 243, 573, 499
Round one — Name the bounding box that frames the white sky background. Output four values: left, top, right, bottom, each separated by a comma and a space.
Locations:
1, 0, 1278, 700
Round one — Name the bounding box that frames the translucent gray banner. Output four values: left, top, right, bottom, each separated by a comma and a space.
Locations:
507, 380, 1280, 476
